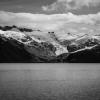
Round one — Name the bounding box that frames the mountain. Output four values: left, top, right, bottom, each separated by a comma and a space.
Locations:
0, 34, 58, 63
0, 36, 32, 63
56, 45, 100, 63
0, 25, 100, 63
0, 25, 33, 32
0, 29, 57, 62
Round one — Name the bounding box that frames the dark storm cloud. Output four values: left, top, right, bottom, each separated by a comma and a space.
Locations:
0, 0, 55, 13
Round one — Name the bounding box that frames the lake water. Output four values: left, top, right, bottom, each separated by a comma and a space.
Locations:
0, 64, 100, 100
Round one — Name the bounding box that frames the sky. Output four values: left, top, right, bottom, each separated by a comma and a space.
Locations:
0, 0, 54, 14
0, 0, 100, 34
0, 0, 100, 14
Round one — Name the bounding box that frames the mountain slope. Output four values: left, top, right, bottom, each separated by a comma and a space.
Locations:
0, 36, 57, 63
0, 29, 57, 62
0, 36, 32, 63
0, 25, 100, 63
57, 45, 100, 63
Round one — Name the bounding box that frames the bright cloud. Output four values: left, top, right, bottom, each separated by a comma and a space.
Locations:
0, 11, 100, 31
42, 0, 100, 11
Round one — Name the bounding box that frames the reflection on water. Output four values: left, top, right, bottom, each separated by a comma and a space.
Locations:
0, 64, 100, 100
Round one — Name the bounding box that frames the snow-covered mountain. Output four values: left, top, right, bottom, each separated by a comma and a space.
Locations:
0, 25, 100, 62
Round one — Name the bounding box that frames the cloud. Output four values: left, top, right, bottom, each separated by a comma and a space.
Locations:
42, 0, 100, 12
0, 11, 64, 30
0, 11, 100, 32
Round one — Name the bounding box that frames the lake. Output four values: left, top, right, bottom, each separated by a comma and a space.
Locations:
0, 64, 100, 100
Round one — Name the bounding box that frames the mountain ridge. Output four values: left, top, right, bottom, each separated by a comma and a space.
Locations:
0, 25, 100, 62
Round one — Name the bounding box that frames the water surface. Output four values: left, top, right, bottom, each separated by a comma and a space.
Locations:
0, 64, 100, 100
